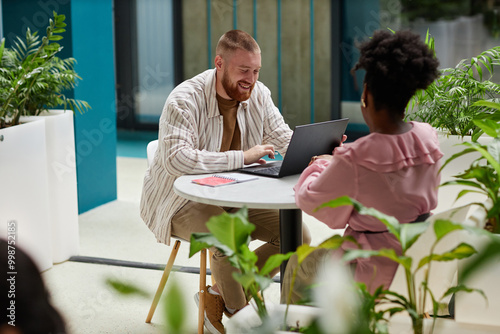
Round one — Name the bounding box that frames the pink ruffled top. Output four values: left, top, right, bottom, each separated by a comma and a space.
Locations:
294, 121, 443, 292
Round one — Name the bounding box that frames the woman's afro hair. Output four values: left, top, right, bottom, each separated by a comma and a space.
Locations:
353, 29, 440, 115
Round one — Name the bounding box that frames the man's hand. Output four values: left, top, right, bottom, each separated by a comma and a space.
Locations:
244, 145, 275, 165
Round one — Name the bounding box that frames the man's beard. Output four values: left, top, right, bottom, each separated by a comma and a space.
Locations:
221, 68, 254, 101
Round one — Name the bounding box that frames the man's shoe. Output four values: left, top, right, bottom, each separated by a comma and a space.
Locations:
223, 307, 240, 318
194, 285, 225, 334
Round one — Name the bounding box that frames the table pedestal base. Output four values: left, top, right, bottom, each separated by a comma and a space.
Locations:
279, 209, 302, 285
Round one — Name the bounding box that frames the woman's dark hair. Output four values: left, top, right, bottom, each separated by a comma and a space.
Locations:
353, 29, 439, 116
1, 239, 67, 334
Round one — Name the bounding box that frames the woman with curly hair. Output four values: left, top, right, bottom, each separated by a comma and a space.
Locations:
282, 30, 442, 303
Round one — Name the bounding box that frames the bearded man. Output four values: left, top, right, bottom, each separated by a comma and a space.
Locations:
140, 30, 310, 334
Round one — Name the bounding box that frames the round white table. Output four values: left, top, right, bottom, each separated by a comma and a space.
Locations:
174, 172, 303, 283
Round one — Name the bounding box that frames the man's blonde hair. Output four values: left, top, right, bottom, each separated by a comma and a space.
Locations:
215, 30, 261, 60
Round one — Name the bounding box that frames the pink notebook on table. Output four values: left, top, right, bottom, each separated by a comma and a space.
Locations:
192, 173, 258, 187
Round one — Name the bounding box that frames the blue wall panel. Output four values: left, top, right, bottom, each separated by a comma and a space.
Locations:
1, 0, 117, 213
71, 0, 117, 213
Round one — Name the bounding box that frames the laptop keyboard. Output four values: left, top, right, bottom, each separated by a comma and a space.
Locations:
251, 166, 281, 175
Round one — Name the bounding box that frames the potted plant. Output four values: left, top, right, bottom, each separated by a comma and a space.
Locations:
0, 12, 89, 270
316, 196, 489, 334
405, 43, 500, 139
0, 11, 89, 127
404, 34, 500, 210
439, 100, 500, 326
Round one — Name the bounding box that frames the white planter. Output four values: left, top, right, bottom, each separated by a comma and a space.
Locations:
0, 120, 52, 271
455, 204, 500, 327
436, 132, 492, 212
20, 110, 79, 263
226, 304, 319, 334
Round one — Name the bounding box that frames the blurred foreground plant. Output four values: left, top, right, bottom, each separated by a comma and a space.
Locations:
316, 196, 490, 334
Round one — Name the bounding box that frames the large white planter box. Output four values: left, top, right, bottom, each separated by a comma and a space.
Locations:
21, 110, 79, 263
0, 120, 52, 271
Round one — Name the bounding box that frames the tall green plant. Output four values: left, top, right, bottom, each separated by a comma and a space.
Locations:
316, 196, 487, 334
0, 11, 90, 128
189, 207, 293, 321
406, 38, 500, 138
440, 100, 500, 233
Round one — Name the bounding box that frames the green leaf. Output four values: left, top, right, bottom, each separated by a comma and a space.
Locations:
237, 244, 258, 269
460, 238, 500, 282
315, 195, 356, 212
319, 234, 357, 250
106, 278, 149, 298
0, 38, 5, 62
294, 234, 352, 266
441, 284, 487, 303
254, 274, 273, 292
48, 35, 63, 41
163, 280, 186, 334
473, 119, 500, 138
316, 196, 401, 240
232, 272, 256, 291
260, 252, 293, 276
433, 219, 465, 242
440, 147, 478, 172
472, 99, 500, 111
294, 244, 321, 266
417, 242, 477, 269
441, 179, 485, 191
344, 248, 412, 271
399, 222, 429, 252
189, 232, 233, 258
205, 207, 255, 254
462, 142, 500, 176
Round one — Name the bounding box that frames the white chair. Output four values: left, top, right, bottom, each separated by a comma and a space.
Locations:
144, 139, 212, 334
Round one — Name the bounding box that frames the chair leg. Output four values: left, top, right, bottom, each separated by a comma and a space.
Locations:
209, 250, 216, 285
145, 239, 181, 323
198, 249, 207, 334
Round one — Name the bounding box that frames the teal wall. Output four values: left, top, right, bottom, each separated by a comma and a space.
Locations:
1, 0, 117, 213
71, 0, 117, 213
342, 0, 381, 101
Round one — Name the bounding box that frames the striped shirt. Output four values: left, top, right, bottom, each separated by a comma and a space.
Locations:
140, 69, 293, 245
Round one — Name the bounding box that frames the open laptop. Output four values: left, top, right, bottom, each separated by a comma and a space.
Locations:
239, 118, 349, 178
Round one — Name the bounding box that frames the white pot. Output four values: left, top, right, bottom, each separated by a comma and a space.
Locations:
226, 304, 319, 334
0, 120, 52, 271
20, 110, 79, 263
455, 204, 500, 327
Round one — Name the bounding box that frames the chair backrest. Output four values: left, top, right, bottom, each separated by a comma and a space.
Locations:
146, 140, 159, 167
385, 204, 472, 313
